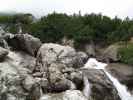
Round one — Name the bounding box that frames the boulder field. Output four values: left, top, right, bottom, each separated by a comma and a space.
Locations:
0, 31, 130, 100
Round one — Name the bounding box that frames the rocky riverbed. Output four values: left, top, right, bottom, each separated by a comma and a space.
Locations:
0, 28, 132, 100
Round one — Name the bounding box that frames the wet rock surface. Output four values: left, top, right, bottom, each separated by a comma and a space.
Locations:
83, 69, 121, 100
107, 63, 133, 91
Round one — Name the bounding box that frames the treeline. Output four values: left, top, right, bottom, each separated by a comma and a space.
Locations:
1, 12, 133, 47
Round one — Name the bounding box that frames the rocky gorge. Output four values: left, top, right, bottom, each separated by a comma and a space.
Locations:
0, 28, 132, 100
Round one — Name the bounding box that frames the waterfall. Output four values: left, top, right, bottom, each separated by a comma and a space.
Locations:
2, 39, 9, 49
83, 75, 91, 99
83, 58, 133, 100
70, 81, 76, 90
104, 71, 133, 100
18, 26, 22, 34
7, 51, 22, 66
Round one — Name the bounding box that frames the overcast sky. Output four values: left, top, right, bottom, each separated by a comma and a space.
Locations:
0, 0, 133, 19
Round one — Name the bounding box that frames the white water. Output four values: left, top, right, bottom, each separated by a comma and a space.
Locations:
7, 51, 22, 66
2, 39, 9, 49
83, 58, 133, 100
83, 75, 91, 99
18, 26, 22, 34
70, 81, 76, 90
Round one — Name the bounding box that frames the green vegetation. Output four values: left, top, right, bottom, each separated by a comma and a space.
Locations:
1, 12, 133, 47
0, 13, 33, 33
1, 12, 133, 64
118, 43, 133, 65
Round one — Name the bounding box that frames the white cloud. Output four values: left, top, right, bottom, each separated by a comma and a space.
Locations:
0, 0, 133, 18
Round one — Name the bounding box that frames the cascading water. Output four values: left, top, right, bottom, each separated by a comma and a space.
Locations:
2, 39, 9, 49
1, 39, 22, 67
0, 39, 22, 76
83, 58, 133, 100
83, 75, 91, 99
7, 51, 22, 66
70, 81, 77, 90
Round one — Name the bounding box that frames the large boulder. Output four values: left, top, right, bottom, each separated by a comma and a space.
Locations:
83, 69, 120, 100
40, 90, 88, 100
103, 44, 122, 62
35, 43, 88, 92
36, 43, 77, 67
107, 63, 133, 91
6, 33, 42, 56
36, 43, 87, 70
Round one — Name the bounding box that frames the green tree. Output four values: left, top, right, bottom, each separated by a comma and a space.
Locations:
74, 25, 95, 47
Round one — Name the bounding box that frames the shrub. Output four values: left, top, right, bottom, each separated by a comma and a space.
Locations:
118, 43, 133, 65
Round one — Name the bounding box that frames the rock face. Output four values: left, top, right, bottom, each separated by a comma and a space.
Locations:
83, 69, 121, 100
7, 33, 42, 56
35, 43, 85, 92
107, 63, 133, 91
40, 90, 88, 100
103, 44, 121, 62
